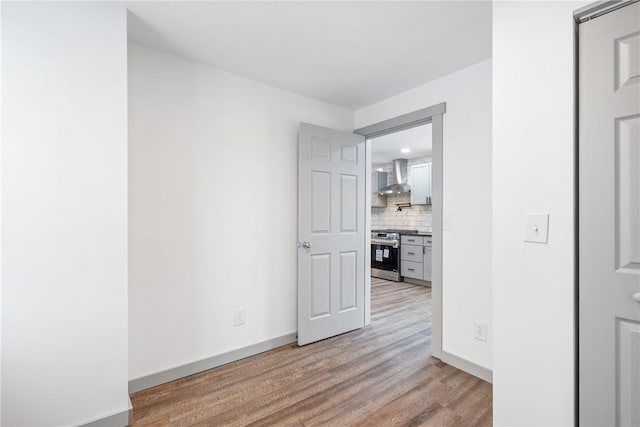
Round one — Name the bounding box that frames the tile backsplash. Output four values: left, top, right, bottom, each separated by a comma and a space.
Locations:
371, 193, 432, 231
372, 157, 432, 232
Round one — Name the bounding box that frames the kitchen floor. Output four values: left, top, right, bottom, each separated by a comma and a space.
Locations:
130, 278, 492, 426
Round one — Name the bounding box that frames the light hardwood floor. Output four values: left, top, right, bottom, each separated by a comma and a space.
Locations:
130, 278, 492, 426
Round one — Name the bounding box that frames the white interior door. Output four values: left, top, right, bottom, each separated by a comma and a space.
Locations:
579, 3, 640, 426
298, 123, 365, 346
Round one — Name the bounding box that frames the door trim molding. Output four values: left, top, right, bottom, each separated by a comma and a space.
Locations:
573, 10, 580, 427
354, 102, 445, 139
354, 102, 445, 359
574, 0, 638, 23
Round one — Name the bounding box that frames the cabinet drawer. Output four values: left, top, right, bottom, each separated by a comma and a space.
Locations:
401, 235, 423, 245
401, 261, 423, 279
401, 244, 423, 262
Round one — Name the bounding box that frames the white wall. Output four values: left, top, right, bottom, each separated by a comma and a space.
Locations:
492, 2, 586, 425
128, 43, 353, 380
1, 3, 129, 426
355, 59, 493, 370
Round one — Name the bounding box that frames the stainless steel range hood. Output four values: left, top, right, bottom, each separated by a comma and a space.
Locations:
380, 159, 410, 194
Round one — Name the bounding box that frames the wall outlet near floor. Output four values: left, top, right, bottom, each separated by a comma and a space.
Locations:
233, 308, 246, 326
473, 321, 488, 342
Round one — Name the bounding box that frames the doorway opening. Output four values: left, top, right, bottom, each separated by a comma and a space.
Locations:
368, 123, 434, 355
354, 102, 445, 358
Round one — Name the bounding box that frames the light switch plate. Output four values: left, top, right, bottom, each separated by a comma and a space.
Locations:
233, 308, 246, 326
524, 213, 549, 244
443, 214, 453, 231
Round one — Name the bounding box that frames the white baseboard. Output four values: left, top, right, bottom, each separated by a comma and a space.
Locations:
128, 333, 298, 394
441, 351, 493, 383
79, 398, 132, 427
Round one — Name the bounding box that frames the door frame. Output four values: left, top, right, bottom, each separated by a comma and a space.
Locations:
354, 102, 446, 359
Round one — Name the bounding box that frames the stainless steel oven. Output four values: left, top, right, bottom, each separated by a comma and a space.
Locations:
371, 231, 401, 281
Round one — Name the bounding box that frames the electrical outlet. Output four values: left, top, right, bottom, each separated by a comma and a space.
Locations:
473, 321, 488, 342
233, 308, 246, 326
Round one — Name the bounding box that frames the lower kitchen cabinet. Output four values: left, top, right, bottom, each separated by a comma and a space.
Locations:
401, 244, 422, 262
400, 235, 432, 282
401, 259, 423, 279
423, 245, 432, 281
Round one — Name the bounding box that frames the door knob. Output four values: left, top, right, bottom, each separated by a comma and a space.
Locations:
302, 241, 312, 249
633, 292, 640, 303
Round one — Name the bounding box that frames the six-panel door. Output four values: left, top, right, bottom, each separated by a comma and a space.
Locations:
579, 3, 640, 425
297, 123, 366, 346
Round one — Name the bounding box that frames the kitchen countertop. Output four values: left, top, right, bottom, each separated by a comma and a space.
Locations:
403, 231, 432, 236
372, 229, 432, 236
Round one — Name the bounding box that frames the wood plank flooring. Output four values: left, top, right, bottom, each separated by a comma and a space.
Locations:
130, 278, 492, 426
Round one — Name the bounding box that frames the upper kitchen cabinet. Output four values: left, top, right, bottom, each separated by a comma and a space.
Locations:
371, 170, 388, 208
409, 162, 432, 205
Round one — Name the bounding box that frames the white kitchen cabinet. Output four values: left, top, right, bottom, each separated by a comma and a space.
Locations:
371, 171, 388, 208
400, 234, 433, 283
401, 260, 423, 279
423, 234, 432, 281
400, 238, 424, 281
401, 235, 424, 246
409, 162, 431, 205
423, 245, 432, 281
401, 244, 423, 263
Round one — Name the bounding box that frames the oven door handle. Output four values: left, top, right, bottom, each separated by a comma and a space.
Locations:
371, 239, 399, 248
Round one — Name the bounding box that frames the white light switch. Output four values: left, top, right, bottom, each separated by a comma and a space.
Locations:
443, 214, 453, 231
525, 213, 549, 244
